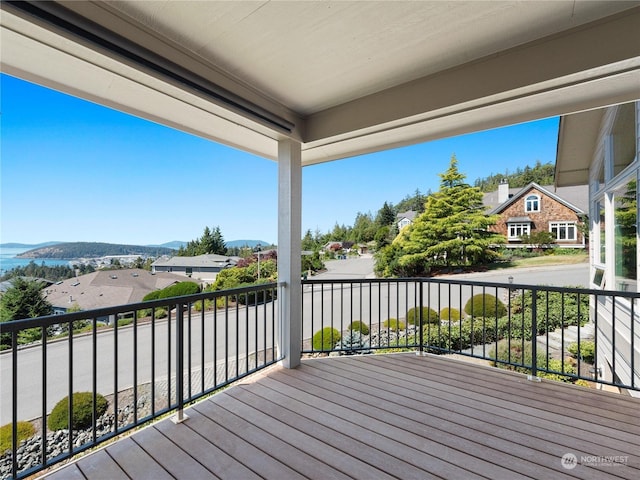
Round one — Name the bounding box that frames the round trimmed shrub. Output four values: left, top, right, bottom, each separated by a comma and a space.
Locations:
48, 392, 108, 431
406, 307, 439, 325
464, 294, 506, 318
312, 327, 342, 352
440, 307, 461, 321
383, 318, 406, 330
349, 321, 369, 336
0, 421, 35, 453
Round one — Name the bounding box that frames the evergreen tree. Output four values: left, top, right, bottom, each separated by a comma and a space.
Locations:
302, 229, 317, 251
0, 278, 54, 348
350, 212, 376, 243
0, 278, 53, 322
211, 226, 227, 255
376, 156, 503, 276
200, 226, 215, 254
178, 226, 227, 256
376, 202, 396, 226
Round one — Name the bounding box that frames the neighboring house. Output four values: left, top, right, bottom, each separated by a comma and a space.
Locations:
0, 276, 54, 295
556, 100, 639, 397
151, 254, 239, 283
322, 242, 344, 252
396, 210, 417, 231
44, 268, 185, 321
484, 181, 588, 248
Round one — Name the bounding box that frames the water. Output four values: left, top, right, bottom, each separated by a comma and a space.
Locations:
0, 247, 72, 275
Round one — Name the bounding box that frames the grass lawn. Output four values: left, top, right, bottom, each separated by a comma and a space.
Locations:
495, 252, 588, 269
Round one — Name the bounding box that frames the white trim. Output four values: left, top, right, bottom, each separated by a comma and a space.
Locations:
549, 221, 577, 241
277, 139, 302, 369
524, 194, 540, 212
507, 222, 531, 240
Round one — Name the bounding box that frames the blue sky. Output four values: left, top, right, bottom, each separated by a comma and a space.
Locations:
1, 73, 560, 246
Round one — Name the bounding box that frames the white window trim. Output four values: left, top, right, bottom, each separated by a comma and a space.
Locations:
549, 221, 577, 241
524, 194, 540, 213
508, 222, 531, 240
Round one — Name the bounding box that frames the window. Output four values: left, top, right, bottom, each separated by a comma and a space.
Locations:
508, 223, 530, 239
525, 194, 540, 212
612, 103, 637, 177
597, 198, 606, 264
614, 178, 637, 291
549, 222, 577, 241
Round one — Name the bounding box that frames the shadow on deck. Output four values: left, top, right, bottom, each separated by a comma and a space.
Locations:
43, 353, 639, 480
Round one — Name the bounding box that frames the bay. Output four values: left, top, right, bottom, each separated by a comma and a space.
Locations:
0, 247, 72, 275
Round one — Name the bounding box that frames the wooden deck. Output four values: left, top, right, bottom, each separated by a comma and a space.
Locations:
43, 353, 640, 480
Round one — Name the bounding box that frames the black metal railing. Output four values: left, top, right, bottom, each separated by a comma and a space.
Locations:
0, 282, 281, 479
301, 278, 639, 393
3, 276, 639, 478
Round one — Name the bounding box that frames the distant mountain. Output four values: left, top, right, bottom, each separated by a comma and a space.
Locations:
226, 240, 272, 248
0, 241, 63, 249
17, 242, 176, 259
147, 241, 186, 250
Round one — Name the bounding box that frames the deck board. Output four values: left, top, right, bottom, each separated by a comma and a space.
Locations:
305, 357, 634, 462
75, 449, 128, 479
43, 353, 640, 480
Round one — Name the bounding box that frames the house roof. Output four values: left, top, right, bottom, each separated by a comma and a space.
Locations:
396, 211, 417, 222
43, 268, 186, 311
152, 254, 240, 268
506, 216, 533, 223
483, 184, 589, 212
489, 182, 588, 215
2, 2, 639, 166
0, 276, 54, 294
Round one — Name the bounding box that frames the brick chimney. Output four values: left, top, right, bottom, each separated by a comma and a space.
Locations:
498, 179, 509, 204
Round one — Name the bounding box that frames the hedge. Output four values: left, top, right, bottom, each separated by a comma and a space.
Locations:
48, 392, 108, 431
312, 327, 342, 352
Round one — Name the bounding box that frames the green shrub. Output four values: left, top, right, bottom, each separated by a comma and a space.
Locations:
335, 331, 371, 354
48, 392, 108, 431
349, 321, 370, 336
510, 288, 589, 332
312, 327, 342, 352
568, 340, 595, 364
143, 281, 200, 302
193, 299, 214, 312
422, 318, 499, 353
0, 421, 35, 453
405, 307, 439, 325
116, 318, 133, 327
236, 280, 277, 305
489, 341, 576, 383
464, 294, 506, 318
440, 307, 461, 321
383, 318, 406, 330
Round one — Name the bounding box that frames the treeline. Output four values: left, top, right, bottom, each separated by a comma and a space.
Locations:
0, 262, 95, 282
18, 242, 176, 259
301, 189, 432, 252
473, 160, 555, 192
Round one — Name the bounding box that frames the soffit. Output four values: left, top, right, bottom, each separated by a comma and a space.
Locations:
2, 1, 640, 165
76, 0, 636, 115
556, 109, 605, 187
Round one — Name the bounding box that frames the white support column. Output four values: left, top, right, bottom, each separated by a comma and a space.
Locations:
277, 138, 302, 369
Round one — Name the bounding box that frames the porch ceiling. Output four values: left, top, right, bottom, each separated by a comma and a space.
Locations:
2, 1, 640, 165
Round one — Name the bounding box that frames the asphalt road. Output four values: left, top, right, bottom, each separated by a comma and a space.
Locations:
1, 256, 589, 424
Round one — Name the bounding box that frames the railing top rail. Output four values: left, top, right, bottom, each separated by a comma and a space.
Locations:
0, 281, 278, 333
303, 277, 640, 298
